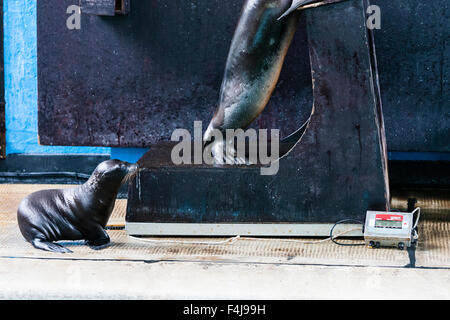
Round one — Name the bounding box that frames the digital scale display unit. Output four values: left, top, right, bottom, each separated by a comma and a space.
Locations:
364, 209, 420, 250
374, 214, 404, 229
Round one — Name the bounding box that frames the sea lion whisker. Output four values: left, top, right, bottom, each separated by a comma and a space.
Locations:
123, 167, 138, 183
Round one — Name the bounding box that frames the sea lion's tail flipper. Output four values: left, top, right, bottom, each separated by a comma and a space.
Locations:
32, 239, 73, 253
278, 0, 319, 20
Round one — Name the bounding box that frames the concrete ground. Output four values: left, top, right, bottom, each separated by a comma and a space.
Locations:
0, 257, 449, 299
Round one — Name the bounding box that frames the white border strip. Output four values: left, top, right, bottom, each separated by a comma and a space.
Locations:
126, 222, 363, 237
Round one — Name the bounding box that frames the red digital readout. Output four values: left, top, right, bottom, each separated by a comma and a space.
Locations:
375, 214, 403, 221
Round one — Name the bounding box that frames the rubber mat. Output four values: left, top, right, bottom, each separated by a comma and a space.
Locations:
416, 219, 450, 268
0, 184, 449, 268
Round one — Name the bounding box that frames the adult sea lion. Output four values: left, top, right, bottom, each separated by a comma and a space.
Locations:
17, 160, 138, 253
203, 0, 318, 163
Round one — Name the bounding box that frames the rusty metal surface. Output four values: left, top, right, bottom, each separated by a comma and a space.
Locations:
126, 0, 389, 224
37, 0, 449, 152
37, 0, 312, 147
370, 0, 449, 152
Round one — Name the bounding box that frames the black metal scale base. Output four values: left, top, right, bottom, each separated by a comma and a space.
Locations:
126, 0, 390, 236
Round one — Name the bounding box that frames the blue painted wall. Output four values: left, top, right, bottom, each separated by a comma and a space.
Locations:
3, 0, 147, 162
4, 0, 109, 155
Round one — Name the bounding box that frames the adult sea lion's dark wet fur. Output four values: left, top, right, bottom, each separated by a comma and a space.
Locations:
17, 160, 138, 253
203, 0, 304, 163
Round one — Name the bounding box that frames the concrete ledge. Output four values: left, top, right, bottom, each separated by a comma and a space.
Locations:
0, 258, 449, 299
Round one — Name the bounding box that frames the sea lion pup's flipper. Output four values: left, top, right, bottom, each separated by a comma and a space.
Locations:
31, 239, 73, 254
203, 0, 302, 164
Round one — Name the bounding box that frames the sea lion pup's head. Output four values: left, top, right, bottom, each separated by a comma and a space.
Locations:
86, 159, 138, 193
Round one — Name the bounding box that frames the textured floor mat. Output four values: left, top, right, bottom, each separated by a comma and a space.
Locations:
416, 219, 450, 268
0, 184, 448, 268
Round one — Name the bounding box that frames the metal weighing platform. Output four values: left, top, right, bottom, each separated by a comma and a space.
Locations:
126, 0, 390, 237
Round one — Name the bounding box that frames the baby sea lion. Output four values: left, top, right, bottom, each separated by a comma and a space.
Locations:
17, 160, 138, 253
203, 0, 311, 164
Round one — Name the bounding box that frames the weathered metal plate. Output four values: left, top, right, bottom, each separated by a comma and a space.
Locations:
370, 0, 449, 152
37, 0, 449, 152
37, 0, 312, 148
126, 0, 390, 227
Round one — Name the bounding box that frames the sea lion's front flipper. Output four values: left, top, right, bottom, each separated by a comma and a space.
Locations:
278, 0, 320, 20
32, 239, 73, 253
85, 241, 111, 250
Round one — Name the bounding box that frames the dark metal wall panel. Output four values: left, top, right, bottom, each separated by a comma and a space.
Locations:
37, 0, 449, 152
371, 0, 449, 152
37, 0, 312, 147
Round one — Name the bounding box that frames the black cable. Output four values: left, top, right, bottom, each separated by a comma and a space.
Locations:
330, 219, 365, 246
